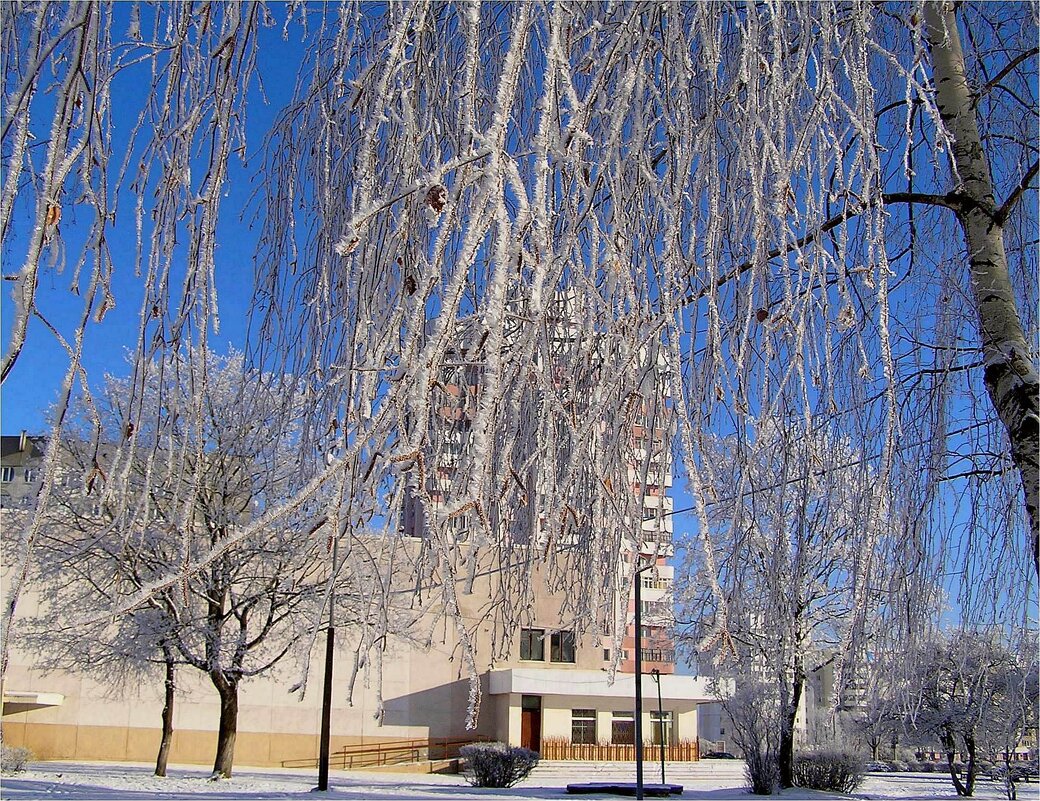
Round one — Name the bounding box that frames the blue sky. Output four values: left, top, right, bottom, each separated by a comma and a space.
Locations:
2, 3, 1034, 637
1, 7, 306, 435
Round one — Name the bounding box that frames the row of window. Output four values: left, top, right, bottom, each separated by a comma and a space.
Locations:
519, 628, 575, 663
571, 709, 674, 745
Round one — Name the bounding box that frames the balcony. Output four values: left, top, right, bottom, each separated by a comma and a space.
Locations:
640, 648, 675, 663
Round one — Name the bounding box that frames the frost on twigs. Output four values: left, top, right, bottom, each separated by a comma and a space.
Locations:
3, 1, 1036, 732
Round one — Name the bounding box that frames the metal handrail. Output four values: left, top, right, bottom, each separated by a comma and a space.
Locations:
281, 735, 490, 770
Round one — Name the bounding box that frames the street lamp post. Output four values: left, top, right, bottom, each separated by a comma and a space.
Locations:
633, 560, 655, 800
317, 536, 338, 792
650, 668, 665, 785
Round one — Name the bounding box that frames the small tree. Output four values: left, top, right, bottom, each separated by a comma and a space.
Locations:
680, 421, 892, 789
975, 638, 1039, 801
847, 666, 904, 761
905, 631, 1032, 798
719, 681, 782, 795
29, 350, 333, 778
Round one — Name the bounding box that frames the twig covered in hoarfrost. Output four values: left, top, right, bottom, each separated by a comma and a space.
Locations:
2, 1, 1036, 731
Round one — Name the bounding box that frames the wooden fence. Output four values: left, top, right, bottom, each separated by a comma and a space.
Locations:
540, 737, 699, 762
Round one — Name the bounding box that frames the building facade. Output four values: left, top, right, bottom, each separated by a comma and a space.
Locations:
2, 321, 711, 768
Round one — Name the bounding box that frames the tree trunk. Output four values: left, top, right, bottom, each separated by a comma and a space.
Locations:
155, 652, 175, 777
778, 675, 803, 789
1002, 756, 1018, 801
210, 671, 239, 779
962, 733, 977, 797
924, 1, 1040, 574
943, 727, 969, 796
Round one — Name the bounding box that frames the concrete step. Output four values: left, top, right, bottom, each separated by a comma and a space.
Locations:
526, 759, 745, 783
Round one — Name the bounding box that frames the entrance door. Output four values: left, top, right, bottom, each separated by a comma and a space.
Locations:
520, 695, 542, 752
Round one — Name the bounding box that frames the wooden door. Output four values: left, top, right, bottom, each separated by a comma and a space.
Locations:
520, 695, 541, 752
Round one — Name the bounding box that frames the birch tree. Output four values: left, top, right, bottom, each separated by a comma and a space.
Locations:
2, 1, 1036, 726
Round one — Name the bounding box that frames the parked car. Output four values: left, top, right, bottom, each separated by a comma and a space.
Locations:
703, 751, 738, 759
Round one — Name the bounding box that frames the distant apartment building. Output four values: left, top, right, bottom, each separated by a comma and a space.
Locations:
1, 432, 45, 510
399, 303, 690, 759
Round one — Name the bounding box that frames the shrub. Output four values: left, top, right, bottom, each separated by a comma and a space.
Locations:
885, 760, 907, 772
743, 748, 781, 795
460, 742, 538, 788
919, 761, 936, 772
1, 745, 33, 772
792, 750, 866, 794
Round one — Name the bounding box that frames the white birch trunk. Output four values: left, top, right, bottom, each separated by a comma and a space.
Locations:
925, 1, 1040, 571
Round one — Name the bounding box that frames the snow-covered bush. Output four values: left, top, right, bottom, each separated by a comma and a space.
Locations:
792, 750, 865, 793
460, 742, 538, 788
1, 745, 32, 772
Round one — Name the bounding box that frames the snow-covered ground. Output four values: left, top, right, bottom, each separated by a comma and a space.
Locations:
0, 762, 1024, 800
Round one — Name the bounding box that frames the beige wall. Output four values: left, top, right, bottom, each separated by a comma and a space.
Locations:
4, 528, 679, 766
2, 538, 615, 766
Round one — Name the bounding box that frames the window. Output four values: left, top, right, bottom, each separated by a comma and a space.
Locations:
520, 628, 545, 661
23, 468, 37, 482
572, 709, 597, 745
1, 467, 13, 483
612, 711, 635, 744
650, 711, 673, 745
550, 630, 576, 663
641, 600, 672, 619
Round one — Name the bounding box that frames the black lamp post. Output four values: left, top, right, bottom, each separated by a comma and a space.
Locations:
317, 536, 338, 792
650, 668, 665, 785
633, 560, 655, 800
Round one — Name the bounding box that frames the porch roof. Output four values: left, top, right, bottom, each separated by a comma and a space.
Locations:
487, 668, 720, 702
2, 690, 65, 716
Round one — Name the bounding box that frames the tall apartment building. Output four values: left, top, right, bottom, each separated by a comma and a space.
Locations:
399, 304, 697, 758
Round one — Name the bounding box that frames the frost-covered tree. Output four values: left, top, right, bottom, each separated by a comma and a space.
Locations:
972, 635, 1038, 801
24, 586, 178, 777
24, 350, 347, 778
679, 420, 893, 789
2, 2, 1036, 724
719, 679, 783, 795
848, 670, 904, 762
904, 630, 1034, 798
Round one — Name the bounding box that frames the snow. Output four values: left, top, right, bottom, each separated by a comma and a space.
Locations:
0, 763, 1023, 801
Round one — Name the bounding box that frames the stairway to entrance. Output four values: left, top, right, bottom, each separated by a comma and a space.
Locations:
524, 759, 746, 785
